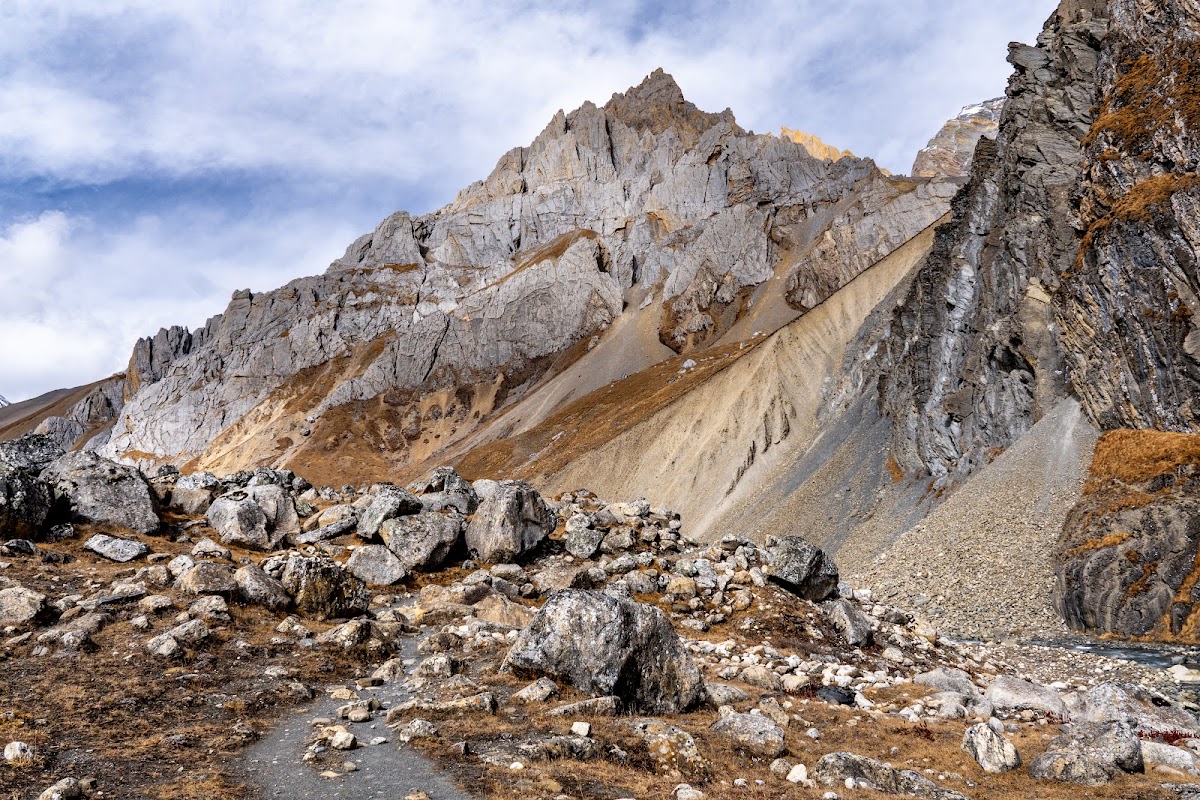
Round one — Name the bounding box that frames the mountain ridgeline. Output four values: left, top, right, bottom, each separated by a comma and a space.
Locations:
8, 0, 1200, 644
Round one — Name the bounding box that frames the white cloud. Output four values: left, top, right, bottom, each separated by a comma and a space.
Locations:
0, 0, 1059, 401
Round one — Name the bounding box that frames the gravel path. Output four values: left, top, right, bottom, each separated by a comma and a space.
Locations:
241, 636, 475, 800
852, 399, 1099, 640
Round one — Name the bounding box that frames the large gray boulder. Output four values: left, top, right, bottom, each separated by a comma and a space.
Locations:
464, 481, 553, 563
813, 752, 969, 799
1070, 681, 1200, 737
170, 472, 220, 515
985, 675, 1067, 718
1027, 721, 1144, 786
357, 486, 423, 539
0, 586, 49, 628
266, 552, 369, 620
346, 544, 408, 586
503, 589, 703, 714
380, 511, 463, 571
709, 712, 785, 758
961, 723, 1020, 773
206, 486, 296, 551
0, 462, 52, 539
413, 467, 480, 515
207, 492, 271, 549
0, 433, 64, 472
821, 598, 874, 646
765, 536, 838, 601
233, 563, 291, 610
40, 451, 158, 534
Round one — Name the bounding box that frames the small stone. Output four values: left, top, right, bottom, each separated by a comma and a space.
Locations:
570, 721, 591, 737
84, 534, 148, 563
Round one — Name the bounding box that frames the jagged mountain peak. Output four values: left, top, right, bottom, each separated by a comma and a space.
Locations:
778, 127, 854, 162
0, 394, 8, 408
601, 68, 740, 148
910, 96, 1005, 178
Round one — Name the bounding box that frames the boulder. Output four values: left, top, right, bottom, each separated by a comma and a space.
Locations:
83, 533, 148, 563
914, 668, 980, 698
176, 562, 238, 596
244, 484, 300, 537
1027, 721, 1144, 786
170, 472, 220, 514
564, 526, 604, 559
464, 480, 553, 563
961, 723, 1021, 773
233, 564, 291, 610
0, 586, 48, 627
413, 467, 479, 514
821, 598, 874, 646
41, 451, 158, 534
357, 486, 423, 539
710, 712, 786, 758
0, 463, 52, 539
1070, 681, 1200, 737
813, 752, 969, 799
206, 492, 271, 550
346, 545, 408, 586
985, 675, 1067, 718
0, 434, 65, 472
1141, 741, 1199, 774
765, 536, 838, 601
502, 588, 703, 714
380, 511, 463, 571
627, 718, 709, 779
267, 553, 369, 620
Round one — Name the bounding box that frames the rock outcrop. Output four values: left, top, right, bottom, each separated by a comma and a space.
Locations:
911, 99, 1004, 178
40, 451, 159, 535
837, 1, 1109, 487
503, 588, 704, 714
1054, 429, 1200, 640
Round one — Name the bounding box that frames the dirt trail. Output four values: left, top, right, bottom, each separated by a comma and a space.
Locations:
242, 637, 476, 800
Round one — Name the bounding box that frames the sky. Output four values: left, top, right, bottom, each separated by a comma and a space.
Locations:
0, 0, 1056, 403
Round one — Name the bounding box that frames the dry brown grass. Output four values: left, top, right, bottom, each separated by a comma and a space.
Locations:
1085, 429, 1200, 493
0, 525, 368, 800
452, 339, 761, 482
1063, 531, 1132, 559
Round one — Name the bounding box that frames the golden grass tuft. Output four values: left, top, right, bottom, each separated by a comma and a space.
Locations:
1085, 428, 1200, 493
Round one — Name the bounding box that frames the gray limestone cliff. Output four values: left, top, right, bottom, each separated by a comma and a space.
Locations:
834, 0, 1109, 487
102, 69, 956, 478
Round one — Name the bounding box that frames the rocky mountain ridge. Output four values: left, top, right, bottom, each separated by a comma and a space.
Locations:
89, 69, 957, 483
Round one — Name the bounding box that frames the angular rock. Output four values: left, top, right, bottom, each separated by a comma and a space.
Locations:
206, 492, 273, 550
234, 563, 292, 614
0, 433, 65, 472
914, 668, 980, 698
0, 462, 52, 539
513, 677, 559, 704
41, 451, 158, 534
564, 526, 604, 560
1028, 721, 1144, 786
985, 675, 1067, 718
502, 589, 703, 714
357, 486, 423, 539
176, 562, 238, 596
709, 712, 786, 758
268, 553, 369, 620
380, 511, 463, 571
1072, 681, 1200, 737
346, 544, 408, 586
170, 472, 220, 515
0, 586, 48, 627
628, 718, 709, 779
765, 536, 838, 601
464, 481, 553, 563
962, 723, 1020, 773
84, 534, 148, 563
821, 598, 874, 647
813, 752, 969, 799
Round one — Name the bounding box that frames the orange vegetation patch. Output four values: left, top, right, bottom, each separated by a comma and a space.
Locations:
1084, 39, 1200, 157
1064, 531, 1131, 559
1085, 428, 1200, 494
452, 339, 762, 482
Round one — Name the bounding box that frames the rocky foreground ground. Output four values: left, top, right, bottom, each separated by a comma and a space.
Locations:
3, 433, 1200, 799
